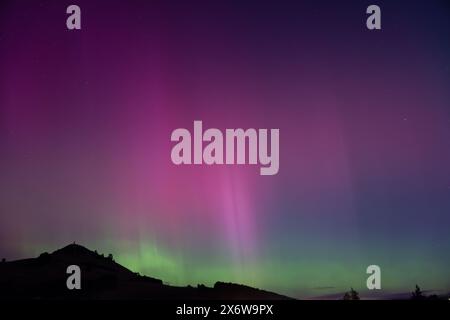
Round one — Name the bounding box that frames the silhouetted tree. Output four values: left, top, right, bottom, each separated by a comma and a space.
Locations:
411, 285, 426, 300
107, 253, 114, 261
1, 258, 5, 263
343, 288, 360, 300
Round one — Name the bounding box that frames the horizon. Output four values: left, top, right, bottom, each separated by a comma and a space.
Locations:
2, 242, 447, 300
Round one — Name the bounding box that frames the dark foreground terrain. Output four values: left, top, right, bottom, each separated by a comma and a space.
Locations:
0, 244, 290, 300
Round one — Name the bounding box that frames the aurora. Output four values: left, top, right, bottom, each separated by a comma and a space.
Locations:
0, 0, 449, 300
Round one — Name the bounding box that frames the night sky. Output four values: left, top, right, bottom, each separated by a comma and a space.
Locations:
1, 0, 449, 299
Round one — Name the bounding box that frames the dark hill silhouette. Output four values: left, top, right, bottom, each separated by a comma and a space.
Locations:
0, 243, 291, 300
